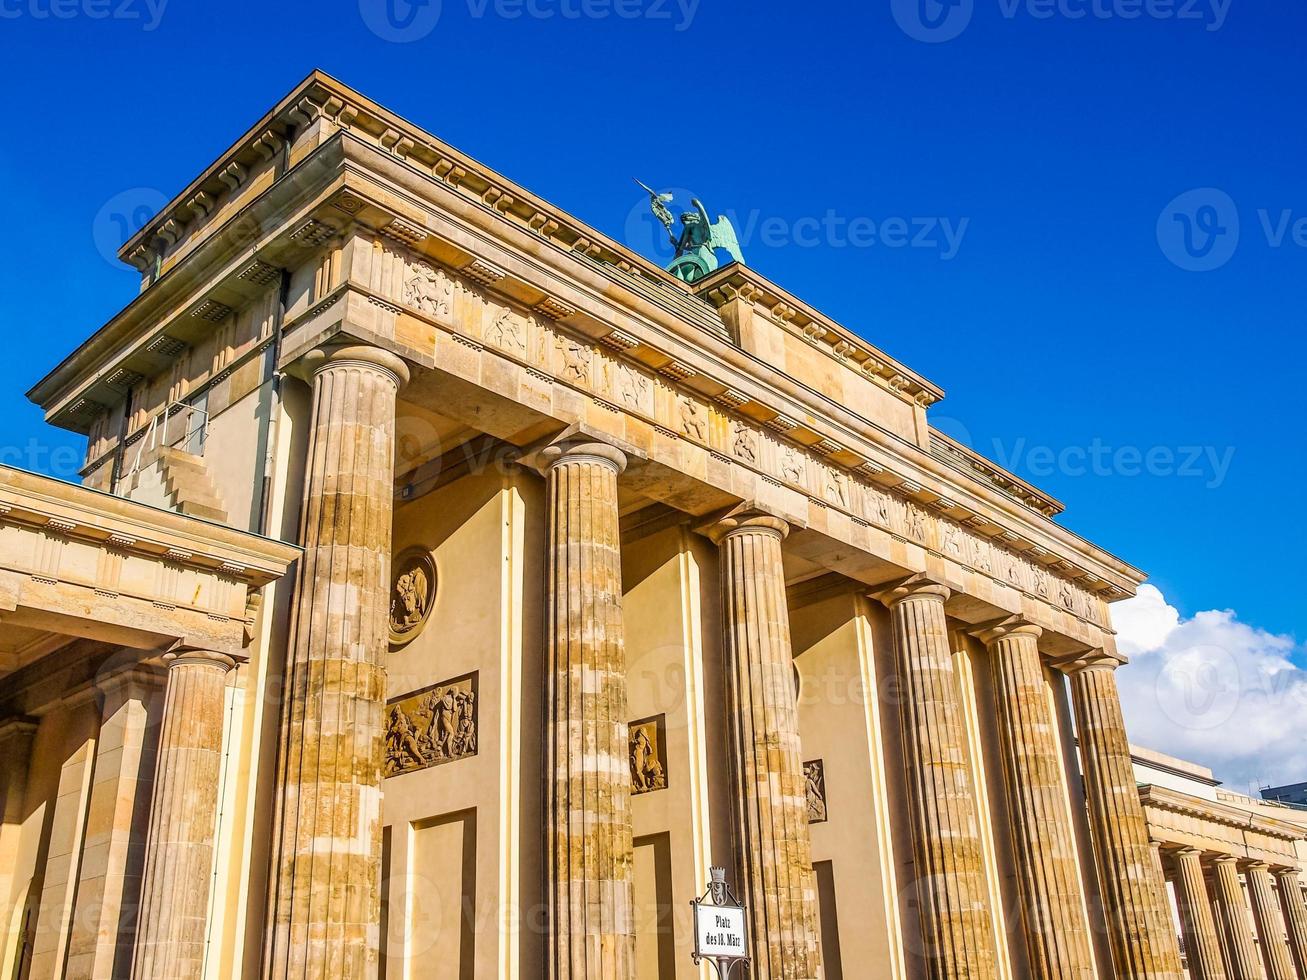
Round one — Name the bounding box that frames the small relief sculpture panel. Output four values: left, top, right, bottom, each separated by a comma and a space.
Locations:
867, 485, 892, 527
402, 261, 453, 318
485, 306, 529, 356
804, 759, 828, 824
629, 715, 667, 795
612, 361, 650, 411
1032, 564, 1052, 600
730, 418, 758, 463
385, 672, 478, 777
780, 445, 806, 487
823, 467, 848, 508
969, 534, 994, 575
390, 549, 437, 646
555, 335, 593, 387
1059, 579, 1076, 611
678, 394, 706, 441
905, 501, 927, 544
942, 522, 964, 559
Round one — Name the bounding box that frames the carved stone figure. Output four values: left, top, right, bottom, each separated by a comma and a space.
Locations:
781, 447, 804, 485
384, 673, 478, 777
679, 395, 706, 441
629, 717, 667, 794
731, 419, 757, 462
389, 550, 437, 645
403, 261, 453, 317
487, 308, 527, 353
615, 362, 648, 407
804, 760, 828, 823
825, 470, 847, 507
907, 503, 926, 542
556, 336, 592, 385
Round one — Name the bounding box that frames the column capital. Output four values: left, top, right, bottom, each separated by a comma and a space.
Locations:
1245, 861, 1273, 873
697, 501, 790, 545
1212, 854, 1241, 866
871, 574, 951, 609
518, 423, 639, 477
1059, 649, 1127, 675
972, 617, 1043, 647
163, 649, 237, 672
299, 342, 410, 388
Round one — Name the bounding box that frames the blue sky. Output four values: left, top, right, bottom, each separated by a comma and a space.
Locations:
0, 0, 1301, 660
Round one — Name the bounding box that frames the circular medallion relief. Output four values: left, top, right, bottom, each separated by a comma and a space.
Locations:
389, 549, 437, 647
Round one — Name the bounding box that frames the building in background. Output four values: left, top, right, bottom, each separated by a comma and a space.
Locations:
1135, 746, 1307, 980
3, 71, 1306, 980
1264, 784, 1307, 808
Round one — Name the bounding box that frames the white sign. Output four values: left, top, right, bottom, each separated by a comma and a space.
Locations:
694, 903, 748, 960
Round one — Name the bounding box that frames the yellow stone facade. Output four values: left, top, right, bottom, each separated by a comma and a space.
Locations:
0, 70, 1302, 980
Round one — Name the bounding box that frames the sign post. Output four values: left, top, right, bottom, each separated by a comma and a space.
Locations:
690, 866, 750, 979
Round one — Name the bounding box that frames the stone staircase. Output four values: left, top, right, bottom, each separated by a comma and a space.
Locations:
158, 447, 228, 523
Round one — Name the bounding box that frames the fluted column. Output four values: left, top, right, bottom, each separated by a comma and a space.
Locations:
705, 509, 819, 980
543, 438, 635, 980
265, 344, 408, 980
978, 622, 1094, 980
1212, 857, 1265, 980
1064, 654, 1184, 980
131, 651, 235, 980
1248, 864, 1296, 980
879, 579, 997, 980
1272, 869, 1307, 980
1170, 848, 1228, 980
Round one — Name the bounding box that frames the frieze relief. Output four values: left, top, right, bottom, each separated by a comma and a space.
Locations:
385, 672, 478, 777
629, 715, 667, 795
804, 759, 828, 824
377, 245, 1109, 629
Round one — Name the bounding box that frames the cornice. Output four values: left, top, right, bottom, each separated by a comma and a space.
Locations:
694, 265, 945, 410
0, 465, 299, 585
1139, 785, 1307, 842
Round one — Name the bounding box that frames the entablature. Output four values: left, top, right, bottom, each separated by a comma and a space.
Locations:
0, 466, 299, 671
1141, 784, 1305, 869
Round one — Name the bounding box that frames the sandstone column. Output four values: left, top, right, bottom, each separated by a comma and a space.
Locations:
1064, 655, 1184, 980
1211, 856, 1264, 980
978, 622, 1094, 980
879, 579, 997, 980
542, 438, 635, 980
131, 651, 235, 980
1272, 869, 1307, 980
1247, 864, 1296, 980
704, 509, 819, 980
265, 344, 408, 980
1170, 848, 1228, 980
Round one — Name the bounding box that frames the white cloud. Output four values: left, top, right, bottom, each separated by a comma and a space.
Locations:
1112, 584, 1307, 793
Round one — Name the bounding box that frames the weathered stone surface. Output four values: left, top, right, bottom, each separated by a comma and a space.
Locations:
706, 509, 820, 979
264, 344, 408, 980
1211, 857, 1264, 980
979, 622, 1094, 980
1273, 868, 1307, 980
131, 651, 234, 980
880, 579, 998, 980
542, 438, 636, 980
1169, 848, 1227, 980
1066, 656, 1184, 980
1247, 863, 1296, 980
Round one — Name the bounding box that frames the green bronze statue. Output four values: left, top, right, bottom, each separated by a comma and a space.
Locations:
635, 179, 745, 284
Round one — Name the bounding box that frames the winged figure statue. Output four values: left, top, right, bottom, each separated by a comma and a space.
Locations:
635, 179, 745, 284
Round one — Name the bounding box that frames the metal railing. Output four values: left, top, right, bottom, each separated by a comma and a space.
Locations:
122, 400, 210, 485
